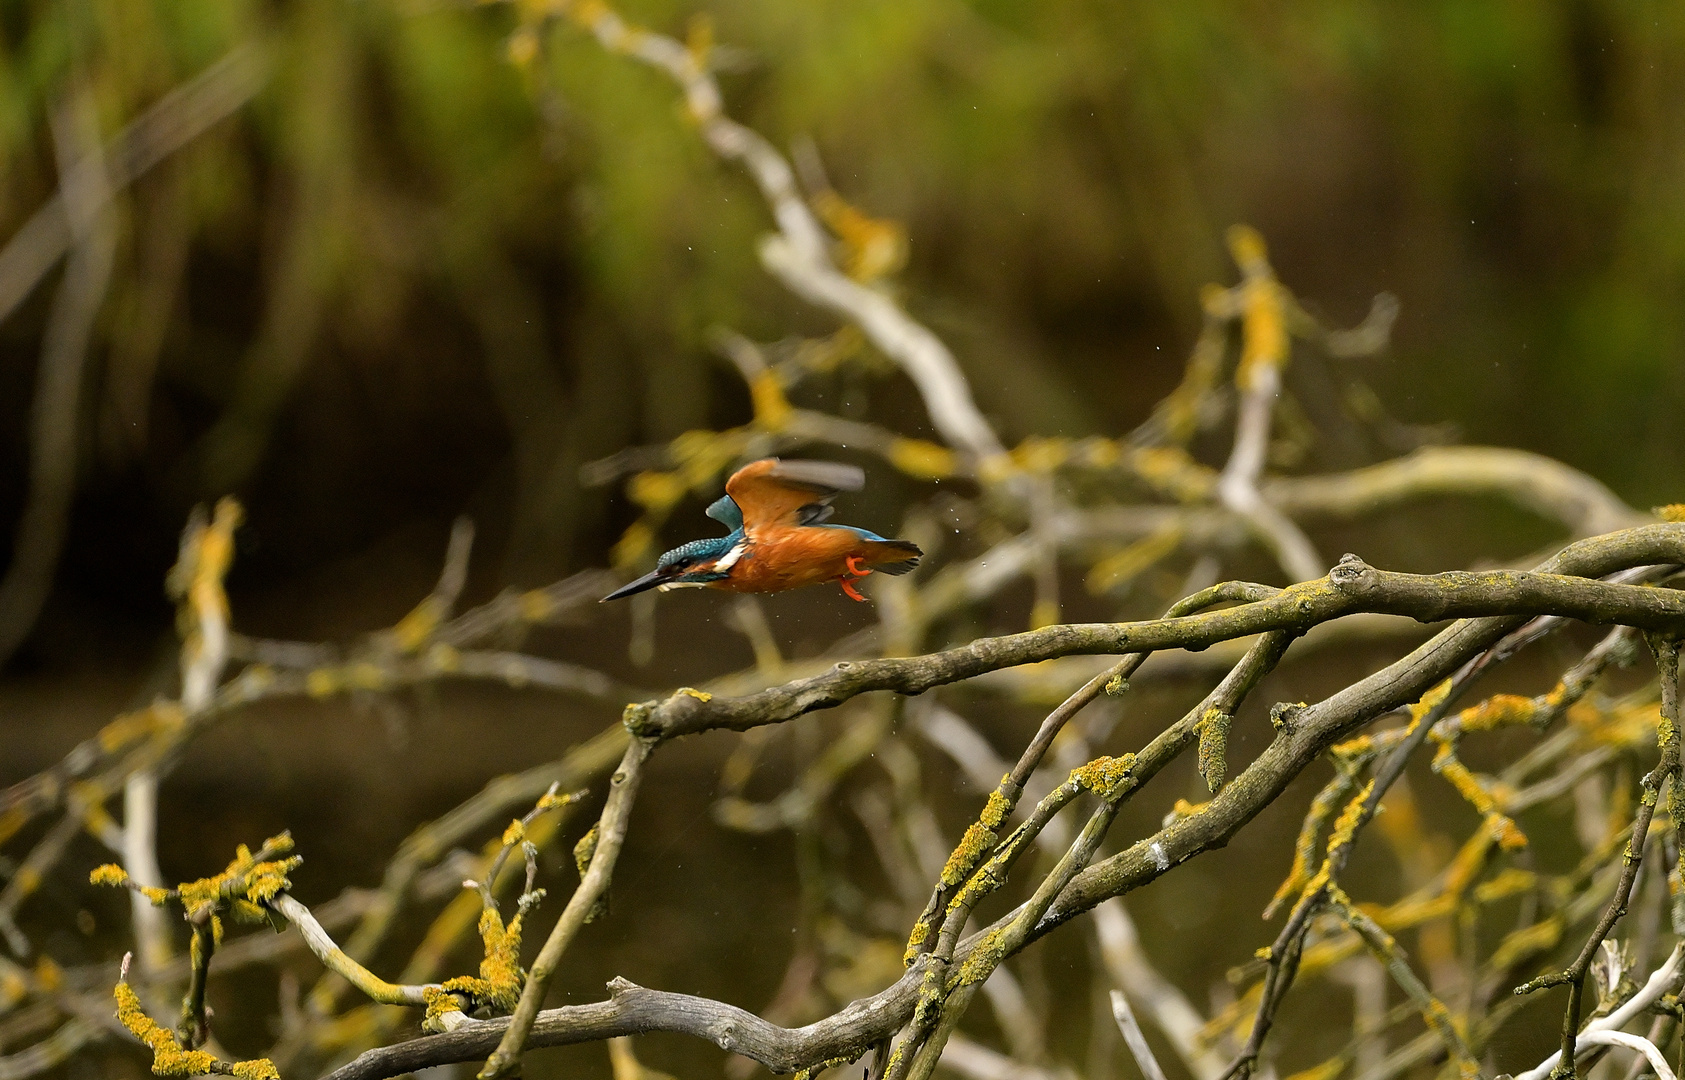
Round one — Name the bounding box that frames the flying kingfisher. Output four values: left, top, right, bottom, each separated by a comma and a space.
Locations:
601, 458, 923, 603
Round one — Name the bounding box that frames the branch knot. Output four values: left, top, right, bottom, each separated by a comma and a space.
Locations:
1330, 553, 1370, 585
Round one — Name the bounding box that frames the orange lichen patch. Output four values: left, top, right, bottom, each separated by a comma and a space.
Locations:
1655, 504, 1685, 522
1329, 732, 1382, 767
1409, 679, 1453, 725
116, 980, 218, 1075
1446, 693, 1540, 735
1283, 780, 1379, 914
115, 978, 278, 1078
934, 781, 1021, 889
810, 188, 908, 283
901, 919, 931, 964
535, 789, 574, 813
1429, 745, 1526, 851
955, 926, 1008, 987
75, 788, 119, 836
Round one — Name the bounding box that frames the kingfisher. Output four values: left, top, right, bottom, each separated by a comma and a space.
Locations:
602, 458, 923, 603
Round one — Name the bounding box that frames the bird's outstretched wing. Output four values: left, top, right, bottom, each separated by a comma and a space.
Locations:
725, 458, 866, 533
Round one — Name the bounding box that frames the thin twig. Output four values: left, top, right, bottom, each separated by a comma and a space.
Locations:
1111, 990, 1171, 1080
479, 735, 655, 1078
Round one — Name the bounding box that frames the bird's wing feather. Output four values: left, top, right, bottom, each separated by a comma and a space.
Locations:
705, 494, 744, 530
726, 458, 866, 532
797, 504, 835, 526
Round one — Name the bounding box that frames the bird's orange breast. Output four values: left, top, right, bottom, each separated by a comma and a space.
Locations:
709, 528, 873, 594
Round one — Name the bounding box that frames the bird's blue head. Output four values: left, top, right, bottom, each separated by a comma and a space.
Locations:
600, 533, 741, 601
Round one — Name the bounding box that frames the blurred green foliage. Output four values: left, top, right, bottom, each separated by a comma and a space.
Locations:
0, 0, 1680, 594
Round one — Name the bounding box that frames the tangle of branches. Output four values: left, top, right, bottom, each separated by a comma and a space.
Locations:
1, 6, 1682, 1080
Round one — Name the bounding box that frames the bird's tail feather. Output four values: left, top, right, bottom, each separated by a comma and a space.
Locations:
868, 539, 922, 576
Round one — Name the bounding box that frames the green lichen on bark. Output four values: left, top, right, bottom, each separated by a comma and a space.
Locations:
1195, 709, 1233, 792
1070, 754, 1136, 798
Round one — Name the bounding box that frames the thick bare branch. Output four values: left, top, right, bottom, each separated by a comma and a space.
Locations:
638, 528, 1685, 741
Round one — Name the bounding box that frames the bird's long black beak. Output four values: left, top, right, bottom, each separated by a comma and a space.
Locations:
600, 569, 670, 602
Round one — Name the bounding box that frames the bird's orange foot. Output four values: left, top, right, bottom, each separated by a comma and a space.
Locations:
838, 556, 874, 602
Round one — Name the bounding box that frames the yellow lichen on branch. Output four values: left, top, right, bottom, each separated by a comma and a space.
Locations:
175, 835, 300, 922
97, 701, 186, 755
90, 863, 172, 905
1265, 771, 1355, 918
423, 905, 528, 1031
887, 438, 958, 480
115, 975, 278, 1078
810, 187, 908, 283
1070, 755, 1136, 799
1195, 709, 1234, 792
1085, 525, 1184, 595
1227, 225, 1288, 392
749, 370, 792, 430
95, 834, 300, 924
